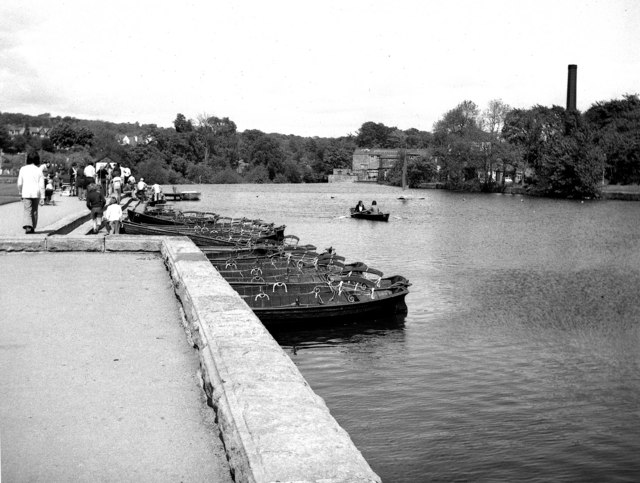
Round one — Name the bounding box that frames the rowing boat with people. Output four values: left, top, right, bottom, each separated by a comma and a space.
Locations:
349, 208, 390, 222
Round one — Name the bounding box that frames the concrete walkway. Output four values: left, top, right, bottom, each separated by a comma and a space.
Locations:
0, 199, 233, 482
0, 192, 90, 236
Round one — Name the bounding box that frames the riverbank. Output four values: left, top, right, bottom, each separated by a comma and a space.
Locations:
0, 181, 20, 205
432, 182, 640, 200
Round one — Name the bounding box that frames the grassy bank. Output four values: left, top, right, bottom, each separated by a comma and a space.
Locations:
0, 182, 20, 206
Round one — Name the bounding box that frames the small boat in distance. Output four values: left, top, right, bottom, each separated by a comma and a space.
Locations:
164, 187, 201, 201
350, 208, 390, 222
180, 190, 201, 200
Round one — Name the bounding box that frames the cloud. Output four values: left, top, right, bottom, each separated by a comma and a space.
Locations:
1, 0, 639, 136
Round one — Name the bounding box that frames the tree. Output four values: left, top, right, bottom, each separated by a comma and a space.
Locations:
49, 122, 94, 149
250, 136, 285, 180
433, 100, 484, 186
186, 163, 216, 183
404, 128, 432, 149
584, 94, 640, 184
195, 114, 238, 169
355, 122, 396, 148
0, 126, 11, 152
173, 113, 193, 133
433, 100, 480, 137
481, 99, 511, 136
503, 106, 603, 197
479, 99, 512, 189
135, 158, 169, 184
244, 164, 270, 183
386, 155, 437, 187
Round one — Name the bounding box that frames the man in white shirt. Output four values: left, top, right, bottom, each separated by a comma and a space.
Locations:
136, 178, 148, 201
151, 183, 162, 202
17, 151, 45, 234
84, 162, 96, 184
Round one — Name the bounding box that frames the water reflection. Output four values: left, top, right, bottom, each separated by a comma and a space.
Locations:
270, 313, 406, 354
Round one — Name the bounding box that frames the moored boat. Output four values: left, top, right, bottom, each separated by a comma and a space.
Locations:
239, 281, 409, 327
121, 220, 239, 246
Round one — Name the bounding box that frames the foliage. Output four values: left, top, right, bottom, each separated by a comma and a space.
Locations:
503, 106, 602, 198
173, 113, 193, 133
355, 122, 431, 149
211, 168, 243, 184
248, 136, 285, 180
196, 114, 239, 169
1, 98, 636, 196
386, 155, 438, 187
356, 122, 396, 148
49, 122, 94, 149
243, 164, 270, 183
186, 163, 217, 183
584, 94, 640, 184
433, 100, 481, 137
0, 126, 11, 151
134, 158, 170, 184
432, 101, 485, 185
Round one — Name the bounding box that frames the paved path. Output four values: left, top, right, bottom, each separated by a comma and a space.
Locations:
0, 192, 89, 235
0, 200, 233, 482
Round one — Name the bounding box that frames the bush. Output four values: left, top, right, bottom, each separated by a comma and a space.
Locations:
211, 168, 242, 184
243, 165, 270, 183
136, 158, 169, 184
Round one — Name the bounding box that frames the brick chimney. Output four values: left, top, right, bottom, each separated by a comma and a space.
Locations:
566, 64, 577, 111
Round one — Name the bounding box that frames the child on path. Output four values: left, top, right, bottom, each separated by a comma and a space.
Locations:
103, 196, 123, 234
85, 183, 106, 234
110, 174, 123, 203
44, 176, 55, 205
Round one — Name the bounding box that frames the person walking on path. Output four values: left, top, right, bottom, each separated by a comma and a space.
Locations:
110, 173, 123, 204
103, 196, 123, 234
76, 167, 86, 201
83, 162, 96, 186
17, 151, 45, 234
85, 183, 106, 234
69, 163, 78, 196
136, 178, 148, 201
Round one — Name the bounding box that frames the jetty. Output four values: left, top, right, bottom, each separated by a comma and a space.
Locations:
0, 192, 381, 482
164, 188, 201, 201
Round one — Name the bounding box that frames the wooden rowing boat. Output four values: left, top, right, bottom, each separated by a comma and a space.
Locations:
350, 208, 390, 222
240, 282, 409, 327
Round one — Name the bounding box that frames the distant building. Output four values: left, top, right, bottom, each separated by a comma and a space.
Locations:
116, 134, 153, 146
4, 125, 51, 138
328, 168, 356, 183
352, 148, 429, 182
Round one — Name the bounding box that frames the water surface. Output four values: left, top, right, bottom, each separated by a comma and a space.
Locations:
173, 183, 640, 482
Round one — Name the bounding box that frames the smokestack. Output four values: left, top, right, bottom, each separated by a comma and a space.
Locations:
566, 64, 577, 111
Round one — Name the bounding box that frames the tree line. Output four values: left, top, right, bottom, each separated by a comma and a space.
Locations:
2, 94, 639, 199
359, 95, 640, 198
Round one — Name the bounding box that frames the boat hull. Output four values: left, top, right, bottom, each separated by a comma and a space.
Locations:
349, 208, 390, 222
245, 288, 408, 327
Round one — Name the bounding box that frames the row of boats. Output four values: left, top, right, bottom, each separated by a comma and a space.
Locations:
121, 204, 410, 328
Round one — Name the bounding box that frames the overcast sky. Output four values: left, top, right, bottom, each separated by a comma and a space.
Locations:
1, 0, 638, 137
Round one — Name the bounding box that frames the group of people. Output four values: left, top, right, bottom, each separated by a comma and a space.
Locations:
132, 178, 164, 204
69, 161, 132, 204
17, 152, 145, 235
85, 184, 124, 235
354, 200, 380, 214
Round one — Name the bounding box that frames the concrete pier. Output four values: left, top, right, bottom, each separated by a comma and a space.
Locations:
0, 193, 381, 482
0, 252, 233, 482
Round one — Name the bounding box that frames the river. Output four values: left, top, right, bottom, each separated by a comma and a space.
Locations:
171, 183, 640, 482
